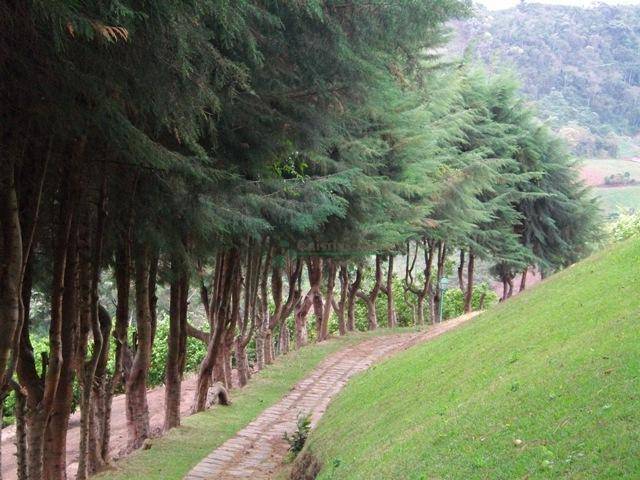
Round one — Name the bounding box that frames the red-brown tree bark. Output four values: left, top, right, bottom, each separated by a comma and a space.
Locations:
125, 246, 153, 450
463, 250, 475, 313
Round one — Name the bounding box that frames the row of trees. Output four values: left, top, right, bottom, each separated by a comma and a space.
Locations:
0, 2, 598, 480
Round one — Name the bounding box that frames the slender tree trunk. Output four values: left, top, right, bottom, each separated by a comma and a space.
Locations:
519, 267, 528, 292
26, 411, 48, 480
457, 250, 465, 291
279, 324, 290, 355
78, 178, 108, 478
43, 220, 78, 480
464, 250, 475, 313
125, 247, 153, 450
0, 160, 23, 414
263, 330, 274, 367
386, 256, 397, 328
28, 169, 75, 480
356, 256, 382, 330
433, 243, 447, 324
336, 266, 348, 335
347, 267, 362, 332
14, 383, 27, 480
318, 259, 336, 341
294, 293, 312, 348
235, 338, 250, 387
416, 294, 426, 326
91, 306, 111, 471
192, 250, 238, 413
164, 269, 184, 431
404, 239, 434, 326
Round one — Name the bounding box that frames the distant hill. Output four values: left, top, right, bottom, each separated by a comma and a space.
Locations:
450, 3, 640, 156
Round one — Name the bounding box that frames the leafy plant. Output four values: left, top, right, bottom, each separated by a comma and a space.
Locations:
284, 412, 312, 456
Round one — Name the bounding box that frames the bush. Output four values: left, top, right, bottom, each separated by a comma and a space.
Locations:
442, 283, 498, 320
284, 412, 312, 455
609, 209, 640, 241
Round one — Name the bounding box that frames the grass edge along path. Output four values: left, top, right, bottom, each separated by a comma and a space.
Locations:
296, 239, 640, 480
95, 327, 421, 480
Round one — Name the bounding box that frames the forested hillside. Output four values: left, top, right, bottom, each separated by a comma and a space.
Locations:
452, 3, 640, 156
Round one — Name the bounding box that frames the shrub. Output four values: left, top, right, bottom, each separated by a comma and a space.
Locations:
442, 283, 498, 320
609, 209, 640, 241
284, 412, 312, 455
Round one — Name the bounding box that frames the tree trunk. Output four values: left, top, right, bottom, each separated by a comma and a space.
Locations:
125, 247, 153, 451
294, 293, 312, 348
235, 338, 250, 387
255, 331, 265, 371
336, 266, 348, 335
91, 306, 111, 471
192, 250, 238, 413
164, 269, 184, 431
278, 323, 290, 355
14, 383, 27, 480
318, 259, 336, 341
43, 220, 79, 480
433, 242, 447, 323
347, 267, 361, 332
356, 255, 382, 330
464, 251, 475, 313
263, 330, 274, 366
385, 256, 397, 328
416, 294, 426, 326
519, 267, 528, 292
507, 277, 514, 298
26, 410, 48, 480
28, 169, 75, 480
78, 179, 108, 478
404, 239, 434, 326
0, 160, 23, 413
364, 299, 377, 330
457, 250, 465, 292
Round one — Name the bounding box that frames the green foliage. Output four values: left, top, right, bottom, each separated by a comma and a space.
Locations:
284, 412, 312, 456
455, 4, 640, 150
442, 284, 499, 320
147, 319, 209, 387
609, 209, 640, 241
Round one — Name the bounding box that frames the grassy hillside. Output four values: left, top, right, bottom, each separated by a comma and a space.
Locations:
595, 186, 640, 216
299, 239, 640, 479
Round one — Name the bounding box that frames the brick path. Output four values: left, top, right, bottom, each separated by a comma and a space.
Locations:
184, 313, 478, 480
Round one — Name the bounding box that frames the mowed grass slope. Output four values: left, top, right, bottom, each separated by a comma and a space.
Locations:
304, 239, 640, 479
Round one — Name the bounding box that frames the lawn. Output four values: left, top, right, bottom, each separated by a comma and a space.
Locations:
298, 239, 640, 479
594, 185, 640, 215
95, 329, 411, 480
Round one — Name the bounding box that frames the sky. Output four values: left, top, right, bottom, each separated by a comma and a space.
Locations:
477, 0, 640, 10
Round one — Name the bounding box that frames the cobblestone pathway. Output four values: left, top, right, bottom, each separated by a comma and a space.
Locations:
184, 313, 478, 480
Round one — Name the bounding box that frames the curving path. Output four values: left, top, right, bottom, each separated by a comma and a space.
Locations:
184, 313, 479, 480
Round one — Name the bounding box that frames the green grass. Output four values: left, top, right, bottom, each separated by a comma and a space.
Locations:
301, 239, 640, 479
95, 328, 418, 480
595, 185, 640, 215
